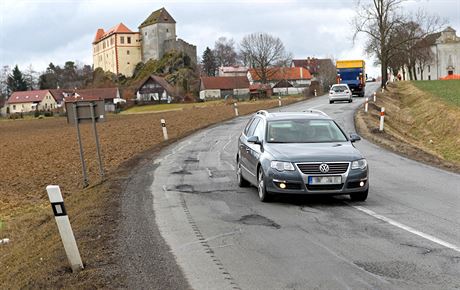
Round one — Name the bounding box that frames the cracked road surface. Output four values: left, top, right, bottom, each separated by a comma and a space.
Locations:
130, 83, 460, 289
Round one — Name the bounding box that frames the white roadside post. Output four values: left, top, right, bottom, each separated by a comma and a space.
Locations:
373, 91, 376, 102
233, 103, 239, 116
381, 86, 385, 93
314, 89, 317, 97
0, 238, 10, 245
46, 185, 83, 272
379, 107, 385, 131
278, 96, 282, 107
161, 119, 168, 141
364, 97, 369, 112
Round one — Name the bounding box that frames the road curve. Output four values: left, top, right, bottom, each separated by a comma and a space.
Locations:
146, 83, 460, 289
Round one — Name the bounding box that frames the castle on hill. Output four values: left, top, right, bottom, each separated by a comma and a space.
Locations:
92, 8, 196, 77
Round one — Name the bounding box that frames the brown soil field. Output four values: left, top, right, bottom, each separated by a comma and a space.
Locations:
355, 82, 460, 174
0, 97, 305, 288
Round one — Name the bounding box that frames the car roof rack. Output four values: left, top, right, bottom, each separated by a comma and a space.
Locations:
303, 109, 329, 117
256, 110, 269, 116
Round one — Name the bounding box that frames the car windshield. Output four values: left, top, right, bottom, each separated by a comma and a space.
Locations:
332, 85, 348, 92
267, 119, 348, 143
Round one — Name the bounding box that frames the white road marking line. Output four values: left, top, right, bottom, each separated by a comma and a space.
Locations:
224, 161, 235, 171
352, 205, 460, 253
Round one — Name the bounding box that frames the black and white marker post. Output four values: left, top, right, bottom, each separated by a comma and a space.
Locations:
46, 185, 84, 272
161, 119, 169, 140
278, 96, 282, 107
233, 102, 239, 116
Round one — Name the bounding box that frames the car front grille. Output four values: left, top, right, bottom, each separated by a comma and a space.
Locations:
297, 162, 349, 174
306, 184, 344, 191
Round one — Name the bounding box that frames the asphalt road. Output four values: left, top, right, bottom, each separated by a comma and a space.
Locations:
145, 83, 460, 289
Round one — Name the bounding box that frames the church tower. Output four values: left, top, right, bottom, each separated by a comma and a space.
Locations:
139, 8, 177, 62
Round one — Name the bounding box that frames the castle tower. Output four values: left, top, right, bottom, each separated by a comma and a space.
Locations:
139, 8, 177, 62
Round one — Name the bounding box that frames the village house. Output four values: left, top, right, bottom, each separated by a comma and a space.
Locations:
291, 58, 334, 76
249, 83, 273, 99
247, 67, 312, 95
92, 8, 196, 77
199, 76, 250, 100
6, 90, 57, 114
136, 75, 177, 103
63, 88, 124, 112
217, 66, 248, 77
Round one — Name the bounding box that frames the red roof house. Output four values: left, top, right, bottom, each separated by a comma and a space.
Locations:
199, 76, 250, 100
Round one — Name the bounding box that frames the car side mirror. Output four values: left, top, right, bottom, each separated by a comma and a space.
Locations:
349, 133, 361, 142
247, 136, 262, 145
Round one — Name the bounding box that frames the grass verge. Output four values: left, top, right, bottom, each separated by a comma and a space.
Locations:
412, 80, 460, 107
355, 81, 460, 173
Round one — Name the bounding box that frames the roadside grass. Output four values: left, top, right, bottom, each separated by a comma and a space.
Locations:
355, 81, 460, 172
412, 80, 460, 107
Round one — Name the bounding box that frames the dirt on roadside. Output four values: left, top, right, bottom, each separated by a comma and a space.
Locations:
355, 82, 460, 174
0, 97, 306, 288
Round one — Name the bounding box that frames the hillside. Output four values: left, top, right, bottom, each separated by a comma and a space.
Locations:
90, 51, 198, 99
356, 81, 460, 172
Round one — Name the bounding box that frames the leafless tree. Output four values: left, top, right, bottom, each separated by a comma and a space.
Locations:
240, 33, 291, 84
0, 65, 10, 98
353, 0, 443, 86
414, 40, 434, 80
317, 59, 337, 91
214, 37, 238, 67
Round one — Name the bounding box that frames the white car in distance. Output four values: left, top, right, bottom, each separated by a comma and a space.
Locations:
329, 84, 352, 104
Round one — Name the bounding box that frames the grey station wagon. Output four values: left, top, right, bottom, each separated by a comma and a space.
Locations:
236, 110, 369, 202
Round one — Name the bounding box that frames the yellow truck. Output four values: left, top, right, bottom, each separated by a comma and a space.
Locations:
336, 60, 366, 97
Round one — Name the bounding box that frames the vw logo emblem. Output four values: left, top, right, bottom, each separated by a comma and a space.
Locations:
319, 163, 329, 173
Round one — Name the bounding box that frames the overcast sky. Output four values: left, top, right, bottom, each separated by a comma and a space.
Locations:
0, 0, 459, 77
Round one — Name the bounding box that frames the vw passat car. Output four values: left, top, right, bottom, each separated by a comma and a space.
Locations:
236, 110, 369, 202
329, 84, 352, 104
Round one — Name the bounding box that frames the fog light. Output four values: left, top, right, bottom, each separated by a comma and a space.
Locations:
279, 183, 286, 189
359, 181, 365, 187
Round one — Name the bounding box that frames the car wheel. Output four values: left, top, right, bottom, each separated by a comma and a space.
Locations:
350, 189, 368, 201
349, 99, 353, 103
237, 159, 250, 187
258, 167, 271, 202
329, 100, 333, 104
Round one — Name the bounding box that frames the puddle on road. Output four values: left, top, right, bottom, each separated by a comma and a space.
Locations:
184, 157, 199, 163
175, 184, 195, 193
171, 169, 192, 175
238, 214, 281, 229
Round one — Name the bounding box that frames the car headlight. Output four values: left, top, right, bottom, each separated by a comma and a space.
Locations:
351, 159, 367, 170
270, 161, 295, 171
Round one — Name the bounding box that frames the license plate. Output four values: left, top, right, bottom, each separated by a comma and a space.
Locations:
308, 176, 342, 185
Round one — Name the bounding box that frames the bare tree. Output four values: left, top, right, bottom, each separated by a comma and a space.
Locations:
317, 59, 337, 91
414, 36, 434, 80
353, 0, 443, 86
240, 33, 291, 84
0, 65, 10, 97
214, 37, 238, 67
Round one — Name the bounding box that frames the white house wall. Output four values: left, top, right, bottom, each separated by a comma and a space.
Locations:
273, 87, 304, 95
200, 89, 221, 100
